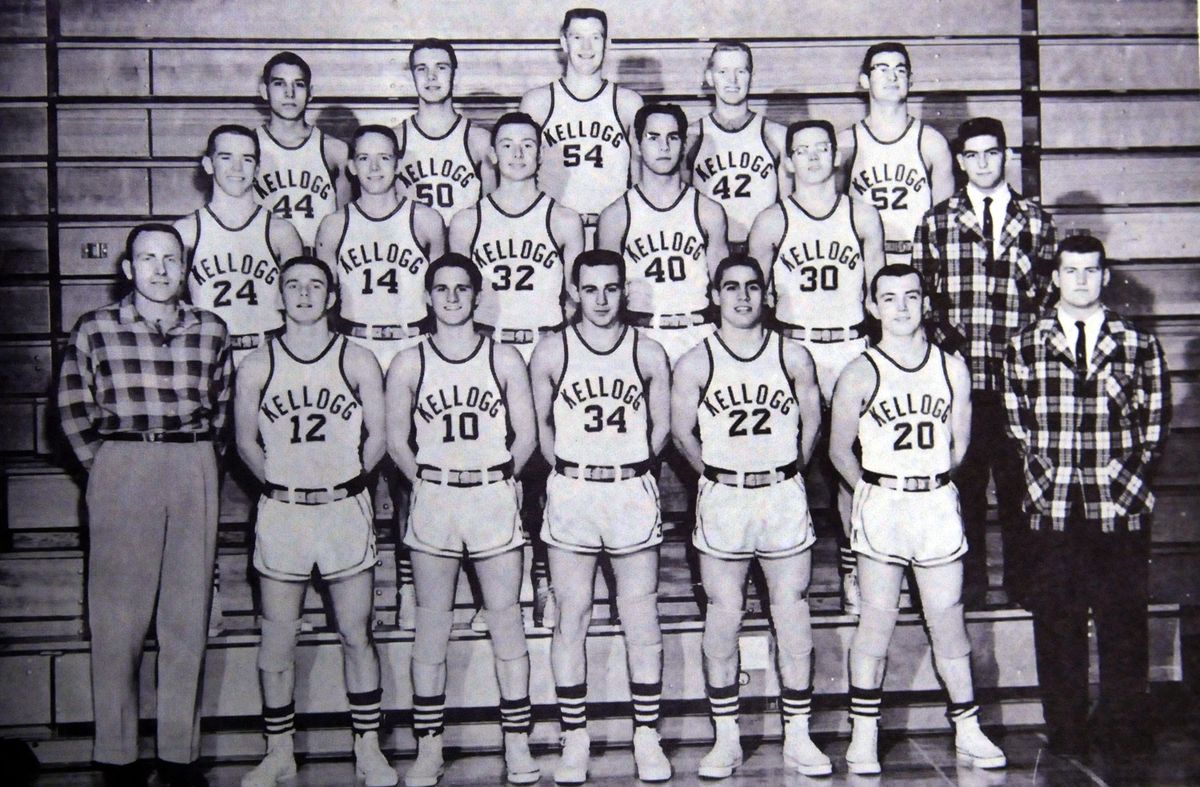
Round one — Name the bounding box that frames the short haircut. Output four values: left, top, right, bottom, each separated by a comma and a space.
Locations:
860, 41, 911, 75
561, 7, 608, 38
424, 252, 483, 293
870, 263, 925, 301
125, 223, 184, 263
712, 255, 765, 290
706, 40, 754, 73
1055, 233, 1108, 269
279, 255, 335, 291
205, 123, 260, 160
955, 116, 1007, 154
409, 38, 458, 71
785, 119, 837, 158
634, 103, 688, 143
261, 51, 312, 85
491, 111, 541, 146
571, 248, 626, 288
351, 124, 400, 157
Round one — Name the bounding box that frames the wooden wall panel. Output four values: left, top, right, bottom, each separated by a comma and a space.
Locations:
1106, 264, 1200, 318
0, 342, 53, 396
1040, 97, 1200, 149
0, 401, 38, 452
150, 165, 206, 216
0, 44, 46, 97
1040, 154, 1200, 206
0, 286, 49, 333
0, 105, 48, 156
57, 47, 149, 97
1040, 40, 1200, 92
58, 107, 149, 158
1038, 0, 1197, 35
0, 166, 48, 215
0, 224, 49, 274
60, 280, 121, 332
1171, 378, 1199, 428
0, 0, 47, 38
1055, 209, 1200, 260
0, 655, 50, 726
59, 223, 133, 276
56, 165, 149, 215
1150, 322, 1200, 373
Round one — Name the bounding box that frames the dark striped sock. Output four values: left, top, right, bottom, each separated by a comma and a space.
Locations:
781, 687, 813, 723
556, 683, 588, 731
500, 696, 533, 735
532, 556, 549, 584
263, 701, 295, 737
412, 693, 445, 738
348, 688, 383, 735
630, 681, 662, 729
948, 701, 979, 724
840, 546, 857, 576
397, 552, 414, 586
849, 686, 883, 720
707, 682, 739, 720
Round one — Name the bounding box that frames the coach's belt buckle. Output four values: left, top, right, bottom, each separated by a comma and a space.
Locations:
231, 333, 263, 350
583, 465, 619, 482
902, 476, 933, 492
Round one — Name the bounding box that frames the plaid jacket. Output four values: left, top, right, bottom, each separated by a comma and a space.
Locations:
913, 187, 1057, 392
1002, 308, 1169, 532
58, 295, 233, 470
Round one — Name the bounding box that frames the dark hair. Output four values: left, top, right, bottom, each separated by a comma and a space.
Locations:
955, 116, 1007, 154
261, 51, 312, 86
125, 223, 185, 264
409, 38, 458, 71
706, 40, 753, 73
571, 248, 626, 288
870, 263, 925, 301
279, 255, 335, 291
561, 7, 608, 38
205, 124, 260, 160
424, 252, 483, 293
711, 255, 765, 290
785, 119, 837, 158
491, 111, 542, 146
634, 103, 688, 143
352, 124, 400, 157
1055, 233, 1108, 270
860, 41, 910, 76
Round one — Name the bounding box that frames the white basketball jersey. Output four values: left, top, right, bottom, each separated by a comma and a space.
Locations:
412, 336, 511, 469
771, 195, 866, 327
396, 115, 481, 223
859, 344, 954, 476
691, 113, 778, 244
254, 125, 339, 249
553, 325, 650, 466
622, 186, 709, 315
335, 199, 429, 326
538, 80, 631, 215
698, 331, 800, 471
846, 119, 931, 262
469, 193, 564, 328
258, 335, 363, 487
188, 205, 283, 337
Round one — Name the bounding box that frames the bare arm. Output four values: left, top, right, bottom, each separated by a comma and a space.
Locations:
314, 209, 346, 267
670, 344, 708, 474
519, 85, 553, 126
269, 214, 304, 261
852, 199, 886, 290
384, 347, 422, 481
763, 119, 793, 202
946, 350, 973, 469
173, 213, 199, 257
835, 126, 857, 192
467, 123, 498, 196
637, 334, 672, 456
698, 194, 730, 279
921, 125, 954, 206
551, 204, 585, 289
595, 196, 628, 253
324, 134, 353, 208
829, 355, 874, 487
345, 341, 387, 472
682, 119, 702, 185
448, 208, 478, 256
412, 202, 447, 259
747, 204, 784, 293
529, 333, 564, 466
783, 339, 822, 467
233, 347, 270, 484
617, 87, 645, 188
495, 343, 537, 474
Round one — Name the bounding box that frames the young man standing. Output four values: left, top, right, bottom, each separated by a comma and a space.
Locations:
529, 249, 672, 783
234, 257, 394, 787
829, 264, 1005, 774
385, 254, 541, 786
396, 39, 496, 224
671, 257, 829, 779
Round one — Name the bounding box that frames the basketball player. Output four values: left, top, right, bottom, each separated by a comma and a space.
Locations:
749, 119, 884, 614
837, 42, 953, 265
520, 7, 643, 234
829, 264, 1005, 774
234, 256, 393, 787
528, 249, 672, 783
671, 257, 829, 778
396, 39, 496, 223
385, 253, 541, 786
255, 51, 351, 251
598, 103, 729, 366
687, 40, 789, 253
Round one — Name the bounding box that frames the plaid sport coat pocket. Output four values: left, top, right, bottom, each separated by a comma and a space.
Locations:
1021, 452, 1056, 516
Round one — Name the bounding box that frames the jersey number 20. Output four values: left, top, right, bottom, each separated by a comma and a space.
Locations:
893, 421, 934, 450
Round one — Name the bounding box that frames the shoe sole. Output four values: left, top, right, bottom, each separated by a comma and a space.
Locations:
784, 753, 833, 777
635, 766, 672, 782
403, 770, 443, 787
846, 759, 881, 775
956, 752, 1007, 769
507, 769, 542, 785
241, 765, 298, 786
553, 771, 586, 785
358, 770, 399, 787
697, 759, 742, 779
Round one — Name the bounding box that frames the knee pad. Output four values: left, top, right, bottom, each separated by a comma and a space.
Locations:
851, 600, 899, 661
257, 618, 301, 673
701, 601, 744, 661
616, 590, 662, 649
769, 599, 813, 659
412, 606, 454, 666
925, 603, 971, 660
485, 603, 528, 662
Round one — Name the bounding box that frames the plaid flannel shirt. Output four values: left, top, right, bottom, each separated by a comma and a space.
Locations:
57, 295, 233, 470
1002, 308, 1169, 532
913, 187, 1057, 392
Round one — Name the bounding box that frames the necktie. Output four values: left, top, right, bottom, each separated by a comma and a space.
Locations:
1075, 320, 1087, 375
982, 197, 994, 263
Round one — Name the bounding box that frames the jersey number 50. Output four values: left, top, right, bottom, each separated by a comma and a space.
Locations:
415, 182, 455, 209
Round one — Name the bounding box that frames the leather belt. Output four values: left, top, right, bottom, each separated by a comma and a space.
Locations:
627, 310, 712, 329
554, 457, 653, 482
884, 240, 913, 254
417, 460, 514, 487
263, 473, 370, 505
862, 469, 951, 492
776, 321, 866, 343
339, 318, 425, 341
477, 323, 564, 344
703, 463, 798, 488
105, 431, 212, 444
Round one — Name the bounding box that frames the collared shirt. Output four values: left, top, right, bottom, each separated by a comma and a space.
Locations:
913, 186, 1057, 393
965, 183, 1011, 260
57, 295, 233, 470
1003, 307, 1169, 532
1056, 305, 1105, 368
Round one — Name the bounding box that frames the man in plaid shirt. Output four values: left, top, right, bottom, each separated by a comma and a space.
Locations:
58, 223, 232, 787
1003, 234, 1168, 757
912, 117, 1056, 607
